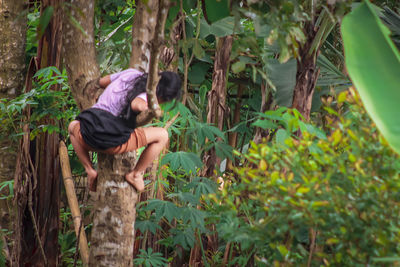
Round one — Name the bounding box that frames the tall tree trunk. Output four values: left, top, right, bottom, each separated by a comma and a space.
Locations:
129, 0, 159, 258
0, 0, 27, 233
201, 36, 233, 177
63, 0, 170, 265
0, 0, 26, 99
292, 23, 321, 121
191, 35, 233, 266
14, 1, 63, 266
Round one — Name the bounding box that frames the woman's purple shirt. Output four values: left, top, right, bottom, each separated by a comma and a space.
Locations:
92, 69, 143, 116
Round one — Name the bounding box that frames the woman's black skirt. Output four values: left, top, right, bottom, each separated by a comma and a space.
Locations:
76, 108, 134, 150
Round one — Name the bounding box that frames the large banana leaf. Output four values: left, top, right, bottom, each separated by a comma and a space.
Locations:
341, 1, 400, 154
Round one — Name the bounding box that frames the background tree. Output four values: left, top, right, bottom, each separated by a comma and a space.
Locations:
13, 0, 62, 265
0, 0, 26, 232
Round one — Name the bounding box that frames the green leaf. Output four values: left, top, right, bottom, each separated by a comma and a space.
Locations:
168, 192, 200, 205
341, 1, 400, 154
145, 199, 180, 223
266, 58, 297, 107
214, 141, 234, 161
182, 0, 197, 13
203, 0, 230, 24
275, 129, 289, 145
313, 54, 351, 111
372, 257, 400, 262
181, 207, 206, 229
277, 244, 289, 257
161, 151, 202, 173
210, 16, 242, 37
193, 40, 205, 59
232, 61, 246, 74
135, 219, 161, 234
189, 122, 225, 145
252, 119, 278, 130
170, 227, 196, 250
200, 16, 242, 38
185, 177, 218, 197
188, 62, 210, 84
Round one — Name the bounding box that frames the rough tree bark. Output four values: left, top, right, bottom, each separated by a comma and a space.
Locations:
0, 0, 26, 99
63, 0, 100, 111
13, 0, 63, 266
63, 0, 170, 265
130, 0, 159, 73
200, 36, 233, 177
0, 0, 26, 232
291, 22, 322, 121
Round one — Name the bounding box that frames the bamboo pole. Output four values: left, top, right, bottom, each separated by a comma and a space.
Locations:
59, 141, 89, 266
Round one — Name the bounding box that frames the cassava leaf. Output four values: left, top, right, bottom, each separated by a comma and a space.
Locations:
144, 199, 180, 223
161, 151, 202, 173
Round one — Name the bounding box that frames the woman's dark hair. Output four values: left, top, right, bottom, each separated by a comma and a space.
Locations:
120, 71, 182, 126
125, 71, 182, 105
156, 71, 182, 102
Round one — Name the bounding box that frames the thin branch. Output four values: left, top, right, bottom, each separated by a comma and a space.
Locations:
146, 0, 170, 118
27, 172, 48, 266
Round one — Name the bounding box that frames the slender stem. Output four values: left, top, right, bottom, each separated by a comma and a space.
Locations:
27, 171, 48, 266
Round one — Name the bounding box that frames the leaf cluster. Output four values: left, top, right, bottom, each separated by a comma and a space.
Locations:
135, 177, 218, 251
212, 91, 400, 266
0, 67, 78, 143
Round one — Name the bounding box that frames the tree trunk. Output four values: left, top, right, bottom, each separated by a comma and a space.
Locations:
0, 0, 26, 233
89, 153, 138, 266
291, 23, 321, 121
0, 0, 26, 99
130, 0, 159, 72
227, 84, 244, 169
253, 82, 273, 144
201, 36, 233, 177
17, 0, 63, 265
63, 0, 100, 110
63, 0, 170, 265
191, 35, 233, 266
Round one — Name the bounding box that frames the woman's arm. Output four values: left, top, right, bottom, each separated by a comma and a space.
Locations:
99, 75, 111, 88
130, 97, 148, 112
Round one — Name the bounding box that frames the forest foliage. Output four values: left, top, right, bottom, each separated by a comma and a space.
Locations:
1, 0, 400, 266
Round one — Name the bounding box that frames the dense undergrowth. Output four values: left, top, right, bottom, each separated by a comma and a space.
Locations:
2, 1, 400, 265
2, 68, 400, 266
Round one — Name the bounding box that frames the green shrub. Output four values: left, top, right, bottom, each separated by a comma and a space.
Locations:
213, 91, 400, 266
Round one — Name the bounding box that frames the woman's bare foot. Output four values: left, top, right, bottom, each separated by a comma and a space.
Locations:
125, 171, 145, 192
87, 169, 98, 192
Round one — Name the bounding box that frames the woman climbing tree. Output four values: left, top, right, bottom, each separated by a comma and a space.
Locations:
68, 69, 181, 192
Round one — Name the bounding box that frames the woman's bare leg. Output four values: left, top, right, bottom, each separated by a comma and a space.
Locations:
68, 120, 98, 191
125, 127, 168, 192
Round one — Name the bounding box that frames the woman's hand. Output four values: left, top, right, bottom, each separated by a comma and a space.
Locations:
99, 75, 111, 88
